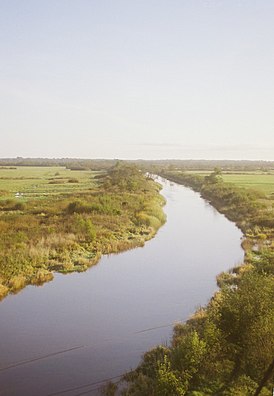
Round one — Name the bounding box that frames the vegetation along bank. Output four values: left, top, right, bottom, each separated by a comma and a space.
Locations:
0, 163, 166, 300
106, 168, 274, 396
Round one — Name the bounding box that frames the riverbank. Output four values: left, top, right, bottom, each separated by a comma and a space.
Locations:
118, 170, 274, 396
0, 164, 166, 300
0, 175, 244, 396
159, 170, 273, 258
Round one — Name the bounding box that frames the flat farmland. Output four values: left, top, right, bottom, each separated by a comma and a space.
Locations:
0, 166, 98, 200
221, 172, 274, 197
187, 170, 274, 197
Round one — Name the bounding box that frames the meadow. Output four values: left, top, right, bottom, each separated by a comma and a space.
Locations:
221, 172, 274, 197
0, 166, 97, 200
0, 164, 166, 300
186, 170, 274, 197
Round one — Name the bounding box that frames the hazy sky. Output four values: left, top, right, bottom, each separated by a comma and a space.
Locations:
1, 0, 274, 159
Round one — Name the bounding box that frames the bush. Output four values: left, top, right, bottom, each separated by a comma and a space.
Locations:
49, 179, 64, 184
13, 202, 25, 211
8, 275, 26, 292
0, 284, 9, 300
31, 270, 54, 285
66, 200, 91, 214
73, 214, 96, 242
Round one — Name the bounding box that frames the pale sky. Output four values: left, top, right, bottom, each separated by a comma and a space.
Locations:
1, 0, 274, 160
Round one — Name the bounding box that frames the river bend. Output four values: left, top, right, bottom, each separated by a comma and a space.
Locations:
0, 178, 244, 395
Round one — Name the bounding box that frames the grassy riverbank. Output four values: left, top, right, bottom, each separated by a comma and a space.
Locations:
180, 169, 274, 198
0, 163, 166, 300
112, 169, 274, 396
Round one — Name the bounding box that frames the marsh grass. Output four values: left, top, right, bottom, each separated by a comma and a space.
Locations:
8, 275, 27, 292
0, 164, 165, 300
30, 269, 54, 285
0, 284, 8, 299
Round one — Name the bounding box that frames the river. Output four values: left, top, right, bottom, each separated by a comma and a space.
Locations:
0, 178, 244, 395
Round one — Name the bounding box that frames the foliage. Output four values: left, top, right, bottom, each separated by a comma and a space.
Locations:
114, 168, 274, 395
0, 164, 165, 299
120, 256, 274, 395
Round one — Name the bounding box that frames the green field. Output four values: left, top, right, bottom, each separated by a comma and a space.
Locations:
0, 166, 99, 200
0, 164, 166, 300
221, 172, 274, 197
187, 170, 274, 197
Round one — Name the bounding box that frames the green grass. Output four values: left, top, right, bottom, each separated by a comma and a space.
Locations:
0, 166, 99, 200
221, 172, 274, 197
186, 170, 274, 197
0, 164, 166, 300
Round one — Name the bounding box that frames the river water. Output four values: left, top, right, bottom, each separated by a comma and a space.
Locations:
0, 178, 244, 395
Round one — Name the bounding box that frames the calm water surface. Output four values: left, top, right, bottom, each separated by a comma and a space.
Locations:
0, 178, 244, 395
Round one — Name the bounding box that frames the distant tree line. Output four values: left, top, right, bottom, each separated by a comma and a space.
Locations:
0, 157, 117, 170
0, 158, 273, 172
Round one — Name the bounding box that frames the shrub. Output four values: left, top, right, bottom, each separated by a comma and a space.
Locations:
73, 214, 96, 242
66, 200, 91, 214
31, 270, 54, 285
13, 202, 25, 211
0, 284, 9, 300
49, 179, 64, 184
8, 275, 26, 292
